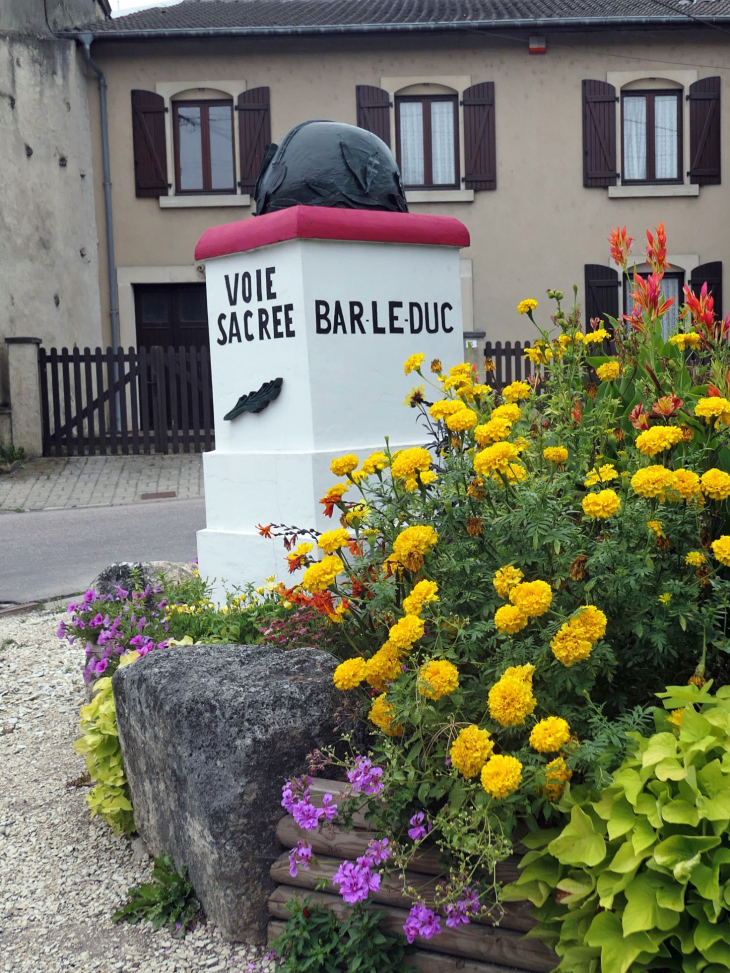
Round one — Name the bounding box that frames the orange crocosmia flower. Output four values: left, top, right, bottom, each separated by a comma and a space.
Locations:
257, 523, 274, 538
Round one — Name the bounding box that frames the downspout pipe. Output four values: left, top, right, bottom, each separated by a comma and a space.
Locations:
78, 32, 119, 352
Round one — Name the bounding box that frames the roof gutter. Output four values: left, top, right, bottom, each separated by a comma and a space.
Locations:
57, 13, 730, 40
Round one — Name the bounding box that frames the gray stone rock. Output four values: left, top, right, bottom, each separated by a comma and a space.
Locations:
89, 560, 196, 597
112, 643, 341, 943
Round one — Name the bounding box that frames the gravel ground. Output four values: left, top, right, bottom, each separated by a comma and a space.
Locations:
0, 610, 271, 973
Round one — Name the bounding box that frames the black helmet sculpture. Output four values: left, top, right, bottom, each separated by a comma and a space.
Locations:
254, 119, 408, 215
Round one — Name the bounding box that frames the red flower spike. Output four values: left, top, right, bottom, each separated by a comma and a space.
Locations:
708, 385, 722, 398
646, 222, 669, 274
608, 225, 634, 269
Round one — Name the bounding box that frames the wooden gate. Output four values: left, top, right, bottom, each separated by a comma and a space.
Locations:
38, 346, 214, 456
484, 341, 535, 391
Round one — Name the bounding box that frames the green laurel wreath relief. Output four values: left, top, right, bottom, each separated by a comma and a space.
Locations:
504, 683, 730, 973
73, 668, 135, 835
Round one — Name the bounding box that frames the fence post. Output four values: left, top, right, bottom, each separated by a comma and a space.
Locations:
5, 337, 43, 457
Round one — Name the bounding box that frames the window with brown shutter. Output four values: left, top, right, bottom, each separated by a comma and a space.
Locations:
689, 77, 721, 185
172, 99, 236, 194
462, 82, 496, 191
584, 264, 619, 330
621, 90, 682, 185
237, 87, 271, 195
131, 90, 169, 198
690, 261, 723, 321
356, 85, 391, 147
582, 81, 617, 188
395, 95, 459, 190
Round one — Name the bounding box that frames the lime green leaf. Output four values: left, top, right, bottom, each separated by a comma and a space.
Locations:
661, 800, 700, 826
643, 733, 679, 768
607, 796, 637, 840
610, 841, 649, 874
623, 874, 681, 935
656, 882, 686, 912
690, 862, 721, 901
548, 806, 607, 867
585, 911, 659, 973
632, 817, 657, 855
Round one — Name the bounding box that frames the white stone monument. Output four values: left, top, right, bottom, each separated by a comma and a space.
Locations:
194, 205, 469, 599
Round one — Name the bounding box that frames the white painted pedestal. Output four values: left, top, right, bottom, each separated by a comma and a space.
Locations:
194, 205, 470, 600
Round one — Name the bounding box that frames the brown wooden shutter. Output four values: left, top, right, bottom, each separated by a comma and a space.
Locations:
585, 264, 619, 330
690, 261, 723, 321
356, 85, 391, 148
689, 77, 721, 185
582, 80, 617, 188
131, 90, 168, 198
462, 82, 496, 191
237, 87, 271, 195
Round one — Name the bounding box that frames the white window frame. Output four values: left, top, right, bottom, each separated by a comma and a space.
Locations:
381, 75, 474, 203
155, 81, 253, 209
607, 70, 699, 198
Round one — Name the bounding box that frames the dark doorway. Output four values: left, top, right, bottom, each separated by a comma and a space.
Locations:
134, 283, 209, 350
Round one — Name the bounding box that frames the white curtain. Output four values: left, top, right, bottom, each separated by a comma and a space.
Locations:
177, 105, 203, 191
209, 105, 235, 190
659, 277, 681, 341
655, 95, 678, 180
431, 101, 455, 185
399, 102, 424, 185
623, 96, 647, 181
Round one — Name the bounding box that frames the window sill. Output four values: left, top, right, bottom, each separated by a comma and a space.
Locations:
608, 184, 699, 198
405, 189, 475, 203
159, 194, 252, 209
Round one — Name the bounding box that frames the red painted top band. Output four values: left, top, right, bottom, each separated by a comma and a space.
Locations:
194, 205, 470, 260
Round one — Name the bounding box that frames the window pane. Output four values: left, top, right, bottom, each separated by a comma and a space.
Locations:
179, 287, 207, 323
140, 291, 169, 323
177, 106, 203, 191
660, 277, 680, 341
655, 95, 678, 180
623, 96, 647, 181
399, 102, 425, 185
431, 101, 455, 185
208, 105, 235, 190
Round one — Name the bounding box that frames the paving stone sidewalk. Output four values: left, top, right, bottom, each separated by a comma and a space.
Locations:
0, 455, 204, 512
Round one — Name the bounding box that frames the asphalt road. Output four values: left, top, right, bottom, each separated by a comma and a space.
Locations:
0, 498, 206, 603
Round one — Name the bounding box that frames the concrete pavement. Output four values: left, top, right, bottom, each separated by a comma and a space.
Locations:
0, 498, 206, 603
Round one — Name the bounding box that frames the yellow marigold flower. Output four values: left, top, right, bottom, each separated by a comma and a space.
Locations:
431, 358, 443, 374
695, 397, 730, 425
419, 470, 438, 487
668, 332, 701, 351
544, 446, 568, 464
584, 464, 618, 487
701, 468, 730, 501
509, 580, 552, 617
530, 717, 571, 753
488, 670, 537, 726
403, 579, 439, 616
446, 408, 478, 432
524, 342, 553, 365
345, 503, 369, 525
672, 469, 701, 501
596, 360, 621, 382
404, 477, 419, 492
582, 328, 610, 345
450, 725, 494, 778
491, 462, 527, 486
470, 383, 493, 397
475, 418, 512, 446
389, 614, 425, 651
391, 447, 431, 481
494, 604, 528, 635
369, 695, 404, 736
290, 541, 313, 557
392, 525, 439, 572
647, 520, 663, 536
667, 709, 683, 729
636, 426, 683, 457
569, 605, 607, 642
517, 299, 538, 315
493, 565, 524, 599
658, 593, 672, 606
301, 555, 344, 593
551, 623, 593, 666
502, 381, 531, 403
481, 755, 523, 798
582, 489, 621, 519
631, 465, 675, 500
333, 658, 367, 690
712, 535, 730, 567
544, 756, 572, 801
417, 659, 459, 699
323, 482, 350, 500
330, 454, 359, 476
365, 643, 402, 692
474, 441, 521, 476
404, 352, 425, 375
685, 551, 706, 567
318, 528, 351, 554
429, 399, 467, 422
492, 403, 521, 424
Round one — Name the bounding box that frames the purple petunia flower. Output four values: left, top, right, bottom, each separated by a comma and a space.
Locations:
83, 589, 97, 604
403, 904, 441, 943
95, 658, 109, 675
56, 621, 66, 639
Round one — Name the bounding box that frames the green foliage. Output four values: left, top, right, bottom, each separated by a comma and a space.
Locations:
113, 854, 200, 936
163, 575, 286, 645
272, 898, 410, 973
73, 658, 137, 835
504, 683, 730, 973
0, 443, 25, 463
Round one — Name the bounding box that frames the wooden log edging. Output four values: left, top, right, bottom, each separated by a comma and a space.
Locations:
268, 779, 557, 973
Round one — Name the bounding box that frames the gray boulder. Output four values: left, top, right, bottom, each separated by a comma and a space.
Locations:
90, 560, 196, 597
112, 643, 342, 942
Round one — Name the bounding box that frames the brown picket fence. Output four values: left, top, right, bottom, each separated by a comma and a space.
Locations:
38, 345, 214, 456
483, 341, 535, 391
